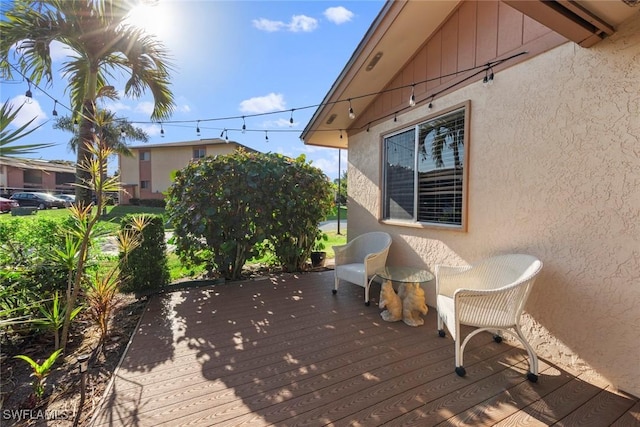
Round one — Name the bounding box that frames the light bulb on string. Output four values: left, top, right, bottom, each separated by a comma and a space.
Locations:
428, 97, 434, 110
225, 130, 229, 142
290, 109, 295, 126
52, 100, 58, 116
348, 99, 355, 120
488, 67, 494, 85
265, 130, 269, 143
242, 116, 246, 134
196, 120, 201, 136
160, 123, 165, 137
393, 113, 397, 122
409, 84, 416, 107
120, 127, 126, 138
339, 129, 343, 139
25, 79, 33, 99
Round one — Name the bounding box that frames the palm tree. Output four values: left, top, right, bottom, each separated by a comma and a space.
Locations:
1, 100, 54, 156
53, 109, 149, 157
0, 0, 175, 206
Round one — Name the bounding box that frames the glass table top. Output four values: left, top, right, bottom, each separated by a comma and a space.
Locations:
374, 266, 434, 283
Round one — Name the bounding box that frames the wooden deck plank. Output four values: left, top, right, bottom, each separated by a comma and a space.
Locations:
90, 271, 639, 427
555, 385, 639, 427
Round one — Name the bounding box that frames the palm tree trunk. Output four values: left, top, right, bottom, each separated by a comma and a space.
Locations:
75, 99, 95, 207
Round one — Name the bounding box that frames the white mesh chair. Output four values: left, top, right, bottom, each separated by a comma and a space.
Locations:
436, 254, 543, 382
332, 232, 392, 305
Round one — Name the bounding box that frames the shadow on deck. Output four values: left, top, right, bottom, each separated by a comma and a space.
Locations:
91, 270, 639, 426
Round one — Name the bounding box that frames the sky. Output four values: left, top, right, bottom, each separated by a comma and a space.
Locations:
1, 0, 385, 180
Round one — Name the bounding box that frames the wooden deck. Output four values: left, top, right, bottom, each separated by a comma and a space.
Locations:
91, 270, 639, 426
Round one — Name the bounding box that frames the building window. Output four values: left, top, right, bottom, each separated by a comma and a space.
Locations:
23, 169, 42, 185
140, 180, 150, 189
382, 104, 468, 229
56, 172, 74, 186
140, 151, 150, 161
193, 148, 206, 159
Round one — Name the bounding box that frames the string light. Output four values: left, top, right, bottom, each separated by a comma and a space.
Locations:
483, 67, 494, 86
339, 129, 343, 139
265, 130, 269, 142
289, 109, 295, 126
196, 120, 201, 136
409, 84, 416, 107
25, 79, 32, 98
3, 52, 523, 138
52, 100, 58, 116
120, 127, 126, 138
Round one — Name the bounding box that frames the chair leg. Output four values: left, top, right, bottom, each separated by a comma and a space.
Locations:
515, 324, 539, 382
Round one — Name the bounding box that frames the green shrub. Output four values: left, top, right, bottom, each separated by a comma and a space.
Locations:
118, 214, 170, 294
166, 150, 332, 278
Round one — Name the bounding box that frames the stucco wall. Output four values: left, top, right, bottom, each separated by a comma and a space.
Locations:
347, 16, 640, 396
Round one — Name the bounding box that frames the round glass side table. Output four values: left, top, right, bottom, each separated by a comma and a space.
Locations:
370, 266, 434, 326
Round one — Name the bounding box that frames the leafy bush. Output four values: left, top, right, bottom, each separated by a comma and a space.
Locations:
166, 150, 332, 279
118, 214, 170, 294
0, 218, 74, 336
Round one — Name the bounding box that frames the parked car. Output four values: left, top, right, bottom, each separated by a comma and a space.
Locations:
10, 192, 68, 209
55, 194, 76, 206
0, 196, 19, 213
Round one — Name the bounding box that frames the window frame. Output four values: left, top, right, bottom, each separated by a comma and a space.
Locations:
140, 151, 151, 161
380, 101, 470, 231
193, 147, 206, 159
140, 180, 150, 190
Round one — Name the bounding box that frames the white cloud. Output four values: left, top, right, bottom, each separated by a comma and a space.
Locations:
324, 7, 354, 25
261, 118, 296, 128
239, 93, 286, 114
253, 15, 318, 33
134, 101, 155, 115
252, 18, 286, 32
7, 96, 48, 129
177, 104, 191, 113
289, 15, 318, 32
101, 100, 132, 113
49, 40, 76, 62
138, 123, 162, 137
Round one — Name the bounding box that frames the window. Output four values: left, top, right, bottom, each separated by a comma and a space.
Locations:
23, 169, 42, 185
383, 105, 468, 229
140, 151, 150, 161
56, 172, 74, 186
140, 180, 150, 189
193, 147, 206, 159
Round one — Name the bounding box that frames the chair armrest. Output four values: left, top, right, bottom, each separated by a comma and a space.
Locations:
435, 264, 472, 297
333, 243, 352, 265
363, 248, 389, 276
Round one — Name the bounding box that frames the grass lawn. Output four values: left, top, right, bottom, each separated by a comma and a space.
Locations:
0, 205, 168, 233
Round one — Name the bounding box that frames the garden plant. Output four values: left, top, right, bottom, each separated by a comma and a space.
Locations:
167, 150, 333, 280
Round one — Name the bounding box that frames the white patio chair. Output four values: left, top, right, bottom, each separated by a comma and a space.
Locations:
332, 232, 392, 305
436, 254, 543, 382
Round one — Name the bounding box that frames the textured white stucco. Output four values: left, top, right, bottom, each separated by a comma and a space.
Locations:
348, 16, 640, 396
